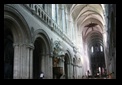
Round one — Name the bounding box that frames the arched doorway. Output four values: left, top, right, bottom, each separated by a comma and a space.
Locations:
4, 5, 32, 79
64, 53, 69, 79
33, 30, 52, 79
33, 37, 46, 79
4, 26, 14, 79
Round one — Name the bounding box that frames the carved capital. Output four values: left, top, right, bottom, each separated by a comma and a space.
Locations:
13, 43, 19, 47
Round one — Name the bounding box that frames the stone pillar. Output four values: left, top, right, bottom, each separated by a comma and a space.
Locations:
67, 63, 71, 79
47, 4, 52, 17
45, 53, 50, 79
76, 66, 79, 79
27, 44, 34, 79
21, 44, 26, 79
49, 54, 53, 79
79, 67, 82, 79
74, 24, 77, 44
20, 44, 34, 79
58, 4, 63, 31
44, 53, 47, 79
72, 23, 74, 41
44, 53, 53, 79
26, 46, 30, 78
65, 8, 68, 34
104, 48, 109, 75
70, 63, 73, 79
13, 44, 21, 79
29, 47, 33, 79
71, 63, 74, 79
75, 66, 77, 79
113, 49, 116, 79
69, 18, 73, 40
62, 5, 66, 33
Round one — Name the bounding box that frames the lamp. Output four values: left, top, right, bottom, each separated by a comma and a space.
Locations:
85, 22, 98, 31
85, 22, 98, 28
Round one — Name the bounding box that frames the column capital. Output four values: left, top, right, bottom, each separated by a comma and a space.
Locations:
13, 43, 19, 47
19, 43, 34, 49
27, 44, 34, 49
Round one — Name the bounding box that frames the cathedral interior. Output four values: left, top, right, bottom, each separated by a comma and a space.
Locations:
4, 4, 116, 79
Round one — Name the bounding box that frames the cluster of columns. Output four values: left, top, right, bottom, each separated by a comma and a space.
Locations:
13, 43, 34, 79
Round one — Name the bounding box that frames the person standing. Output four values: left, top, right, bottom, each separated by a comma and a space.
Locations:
40, 71, 44, 79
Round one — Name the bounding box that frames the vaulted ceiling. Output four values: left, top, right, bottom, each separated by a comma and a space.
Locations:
67, 4, 105, 49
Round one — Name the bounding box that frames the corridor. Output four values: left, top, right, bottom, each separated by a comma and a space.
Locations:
4, 4, 116, 79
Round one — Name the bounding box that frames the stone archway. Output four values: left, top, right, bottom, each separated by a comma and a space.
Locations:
33, 29, 52, 79
64, 54, 69, 79
4, 5, 32, 79
33, 37, 45, 79
64, 51, 71, 79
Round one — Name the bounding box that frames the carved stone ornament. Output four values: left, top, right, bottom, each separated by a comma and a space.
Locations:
53, 40, 65, 57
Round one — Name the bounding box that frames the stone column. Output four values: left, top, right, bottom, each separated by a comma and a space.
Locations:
65, 8, 68, 34
77, 66, 80, 79
44, 4, 47, 12
29, 46, 34, 79
71, 63, 74, 79
45, 53, 49, 79
27, 44, 34, 79
48, 4, 52, 17
79, 66, 82, 79
13, 44, 21, 79
65, 8, 70, 37
76, 66, 78, 79
20, 43, 34, 79
67, 63, 71, 79
62, 5, 65, 33
104, 47, 109, 75
49, 54, 53, 79
26, 46, 30, 78
70, 63, 73, 79
45, 52, 53, 79
75, 65, 76, 79
69, 18, 73, 40
58, 4, 63, 31
20, 44, 26, 79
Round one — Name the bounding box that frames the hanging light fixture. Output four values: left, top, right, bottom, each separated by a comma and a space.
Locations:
85, 22, 98, 28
